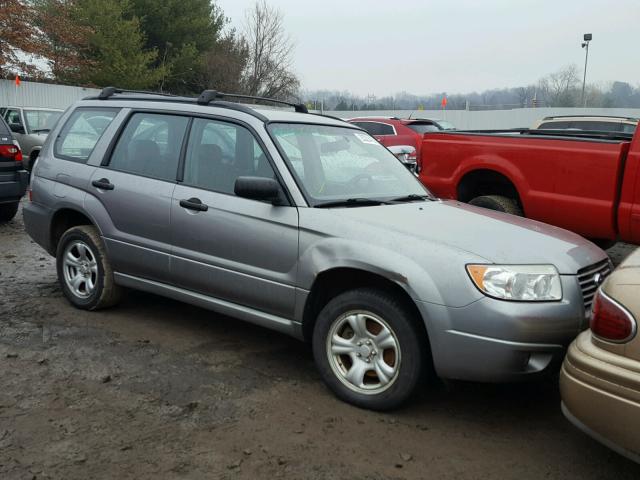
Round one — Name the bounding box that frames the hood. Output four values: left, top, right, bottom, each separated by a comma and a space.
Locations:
324, 200, 606, 274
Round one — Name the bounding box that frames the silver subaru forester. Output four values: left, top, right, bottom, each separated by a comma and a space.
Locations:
23, 88, 609, 410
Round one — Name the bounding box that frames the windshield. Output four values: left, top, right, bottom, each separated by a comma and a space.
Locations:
24, 109, 63, 133
269, 123, 430, 205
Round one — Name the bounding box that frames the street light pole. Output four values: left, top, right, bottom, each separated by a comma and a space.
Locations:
581, 33, 592, 107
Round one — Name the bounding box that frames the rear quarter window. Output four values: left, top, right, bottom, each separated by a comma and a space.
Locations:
54, 108, 119, 162
0, 116, 9, 135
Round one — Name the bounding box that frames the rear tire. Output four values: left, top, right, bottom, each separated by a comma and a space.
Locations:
0, 202, 19, 222
312, 288, 427, 411
56, 225, 122, 310
469, 194, 523, 216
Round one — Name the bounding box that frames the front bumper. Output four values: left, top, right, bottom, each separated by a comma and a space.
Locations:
417, 275, 587, 382
560, 331, 640, 462
0, 169, 28, 203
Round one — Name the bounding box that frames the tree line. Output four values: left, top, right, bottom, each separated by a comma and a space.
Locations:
308, 65, 640, 111
0, 0, 300, 99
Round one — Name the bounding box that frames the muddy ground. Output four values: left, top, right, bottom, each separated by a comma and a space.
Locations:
1, 203, 639, 479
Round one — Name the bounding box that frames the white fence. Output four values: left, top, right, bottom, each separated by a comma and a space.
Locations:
327, 108, 640, 129
2, 80, 640, 129
0, 80, 100, 110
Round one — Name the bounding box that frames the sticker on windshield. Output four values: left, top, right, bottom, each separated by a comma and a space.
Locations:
354, 133, 378, 145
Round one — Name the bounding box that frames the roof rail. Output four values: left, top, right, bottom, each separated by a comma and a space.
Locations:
541, 114, 639, 122
197, 90, 308, 113
97, 86, 179, 100
89, 86, 305, 123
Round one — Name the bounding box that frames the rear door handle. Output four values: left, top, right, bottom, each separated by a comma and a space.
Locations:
92, 178, 114, 190
179, 197, 208, 212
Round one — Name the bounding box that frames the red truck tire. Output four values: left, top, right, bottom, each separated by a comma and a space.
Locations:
468, 195, 523, 216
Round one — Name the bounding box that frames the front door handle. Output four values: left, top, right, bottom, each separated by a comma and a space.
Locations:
92, 178, 114, 190
180, 197, 208, 212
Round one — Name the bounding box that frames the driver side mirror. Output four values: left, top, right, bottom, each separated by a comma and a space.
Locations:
234, 176, 286, 205
9, 123, 25, 134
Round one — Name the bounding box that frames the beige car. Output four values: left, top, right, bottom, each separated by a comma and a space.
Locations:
560, 248, 640, 463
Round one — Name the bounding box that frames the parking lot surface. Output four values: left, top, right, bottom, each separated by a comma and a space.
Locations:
1, 203, 639, 479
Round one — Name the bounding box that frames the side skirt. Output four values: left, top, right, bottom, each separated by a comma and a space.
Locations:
114, 272, 303, 339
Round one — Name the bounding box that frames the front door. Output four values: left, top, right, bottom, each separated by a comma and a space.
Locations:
90, 111, 190, 282
170, 117, 299, 319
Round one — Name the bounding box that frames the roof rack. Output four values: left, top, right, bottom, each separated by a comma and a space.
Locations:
196, 90, 308, 113
90, 86, 309, 122
542, 114, 639, 122
97, 87, 180, 100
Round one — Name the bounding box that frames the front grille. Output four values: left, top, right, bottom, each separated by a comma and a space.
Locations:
577, 259, 612, 313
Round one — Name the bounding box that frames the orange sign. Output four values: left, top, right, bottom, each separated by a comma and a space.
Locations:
15, 75, 21, 86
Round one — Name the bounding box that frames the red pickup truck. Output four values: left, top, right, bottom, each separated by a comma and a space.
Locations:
419, 128, 640, 246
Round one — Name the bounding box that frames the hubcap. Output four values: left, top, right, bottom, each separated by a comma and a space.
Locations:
326, 310, 401, 395
62, 240, 98, 299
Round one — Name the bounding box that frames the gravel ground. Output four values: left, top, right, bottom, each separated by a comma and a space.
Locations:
1, 203, 639, 479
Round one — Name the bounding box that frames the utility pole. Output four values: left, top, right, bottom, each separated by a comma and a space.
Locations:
581, 33, 592, 107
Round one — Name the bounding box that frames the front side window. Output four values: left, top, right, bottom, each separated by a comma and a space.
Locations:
269, 123, 428, 204
182, 118, 275, 195
108, 113, 189, 181
24, 109, 63, 134
55, 108, 118, 162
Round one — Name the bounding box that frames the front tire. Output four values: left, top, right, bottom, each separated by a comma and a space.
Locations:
0, 202, 19, 222
312, 288, 427, 410
56, 225, 122, 310
468, 194, 522, 216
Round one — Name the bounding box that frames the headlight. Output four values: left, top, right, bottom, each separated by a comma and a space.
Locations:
466, 264, 562, 301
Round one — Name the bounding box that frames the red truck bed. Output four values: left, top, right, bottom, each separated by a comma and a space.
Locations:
419, 129, 640, 244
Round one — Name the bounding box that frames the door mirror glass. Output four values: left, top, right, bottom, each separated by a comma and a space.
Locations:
234, 176, 282, 204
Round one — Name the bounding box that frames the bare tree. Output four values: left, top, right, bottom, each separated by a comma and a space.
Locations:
242, 0, 299, 99
538, 64, 580, 107
514, 85, 536, 107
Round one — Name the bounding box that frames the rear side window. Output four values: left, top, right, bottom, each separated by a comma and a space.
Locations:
407, 123, 439, 134
537, 121, 572, 130
55, 108, 118, 162
0, 116, 9, 134
108, 112, 189, 182
351, 121, 395, 136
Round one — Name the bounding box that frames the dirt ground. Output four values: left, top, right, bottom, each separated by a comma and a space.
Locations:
1, 203, 639, 480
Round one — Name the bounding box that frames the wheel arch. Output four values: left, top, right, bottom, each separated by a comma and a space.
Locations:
50, 207, 101, 255
301, 267, 429, 346
456, 168, 524, 211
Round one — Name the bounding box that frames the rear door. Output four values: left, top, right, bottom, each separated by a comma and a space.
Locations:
170, 116, 299, 318
89, 111, 189, 282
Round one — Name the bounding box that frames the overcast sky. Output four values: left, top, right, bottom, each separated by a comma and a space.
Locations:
217, 0, 640, 96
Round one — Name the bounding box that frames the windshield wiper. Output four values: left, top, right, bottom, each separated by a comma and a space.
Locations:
314, 198, 390, 208
389, 193, 434, 203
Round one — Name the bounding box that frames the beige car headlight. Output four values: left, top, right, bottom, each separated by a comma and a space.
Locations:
466, 264, 562, 301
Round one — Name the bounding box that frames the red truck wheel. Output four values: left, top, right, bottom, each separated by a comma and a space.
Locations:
469, 195, 523, 216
